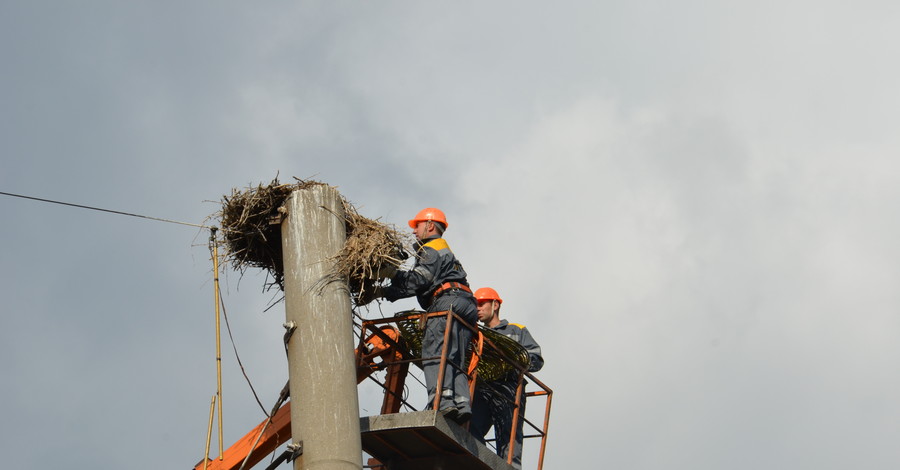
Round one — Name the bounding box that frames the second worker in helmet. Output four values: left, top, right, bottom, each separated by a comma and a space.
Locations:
471, 287, 544, 469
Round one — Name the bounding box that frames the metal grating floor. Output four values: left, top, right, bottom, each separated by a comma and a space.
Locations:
360, 411, 514, 470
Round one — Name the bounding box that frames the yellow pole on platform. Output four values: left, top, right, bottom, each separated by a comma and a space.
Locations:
210, 228, 224, 460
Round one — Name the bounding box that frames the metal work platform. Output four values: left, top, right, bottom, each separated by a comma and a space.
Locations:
361, 410, 515, 470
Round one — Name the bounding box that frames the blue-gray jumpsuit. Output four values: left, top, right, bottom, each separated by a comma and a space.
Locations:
383, 236, 478, 414
470, 319, 544, 469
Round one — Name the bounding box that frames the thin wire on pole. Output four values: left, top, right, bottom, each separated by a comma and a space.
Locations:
0, 190, 211, 229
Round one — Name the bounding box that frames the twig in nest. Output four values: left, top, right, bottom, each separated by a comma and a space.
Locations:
216, 177, 324, 291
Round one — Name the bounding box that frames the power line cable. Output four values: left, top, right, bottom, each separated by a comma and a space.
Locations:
218, 273, 269, 418
0, 190, 212, 229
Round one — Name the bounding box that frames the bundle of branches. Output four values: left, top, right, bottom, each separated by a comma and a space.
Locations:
333, 204, 410, 302
478, 327, 532, 382
216, 177, 410, 295
394, 310, 531, 383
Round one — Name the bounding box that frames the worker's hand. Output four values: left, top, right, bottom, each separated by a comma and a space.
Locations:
376, 263, 399, 280
357, 286, 383, 306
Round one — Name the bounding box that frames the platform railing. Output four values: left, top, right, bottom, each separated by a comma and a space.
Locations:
356, 309, 553, 470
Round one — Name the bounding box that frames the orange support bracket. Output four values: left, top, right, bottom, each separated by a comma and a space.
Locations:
194, 402, 292, 470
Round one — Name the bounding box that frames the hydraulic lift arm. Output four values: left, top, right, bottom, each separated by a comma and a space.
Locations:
194, 326, 405, 470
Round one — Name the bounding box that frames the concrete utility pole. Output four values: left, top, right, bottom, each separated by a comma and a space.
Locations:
282, 186, 362, 470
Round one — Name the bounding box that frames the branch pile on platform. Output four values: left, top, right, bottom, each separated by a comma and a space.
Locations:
395, 311, 531, 382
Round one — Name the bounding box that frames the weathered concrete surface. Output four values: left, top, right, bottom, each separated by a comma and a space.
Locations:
283, 186, 362, 470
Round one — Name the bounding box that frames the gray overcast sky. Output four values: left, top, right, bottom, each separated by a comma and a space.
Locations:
3, 1, 900, 469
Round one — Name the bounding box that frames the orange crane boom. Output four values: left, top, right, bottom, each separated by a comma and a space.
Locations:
194, 326, 404, 470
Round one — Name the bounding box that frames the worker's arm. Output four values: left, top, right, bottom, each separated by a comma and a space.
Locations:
382, 246, 439, 301
518, 326, 544, 373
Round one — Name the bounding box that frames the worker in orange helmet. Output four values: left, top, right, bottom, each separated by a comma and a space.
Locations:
360, 207, 478, 424
470, 287, 543, 469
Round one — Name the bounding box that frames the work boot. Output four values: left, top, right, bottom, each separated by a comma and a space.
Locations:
441, 406, 471, 425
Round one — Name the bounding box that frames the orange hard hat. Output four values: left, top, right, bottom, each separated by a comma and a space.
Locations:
474, 287, 503, 304
408, 207, 449, 229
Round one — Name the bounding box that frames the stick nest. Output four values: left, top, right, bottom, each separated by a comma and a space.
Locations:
215, 177, 410, 294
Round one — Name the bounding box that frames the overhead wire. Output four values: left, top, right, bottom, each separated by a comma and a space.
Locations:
219, 290, 270, 417
0, 190, 216, 230
2, 191, 269, 409
1, 190, 284, 463
5, 188, 268, 461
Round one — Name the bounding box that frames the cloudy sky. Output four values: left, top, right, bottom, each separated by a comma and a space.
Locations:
3, 1, 900, 469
